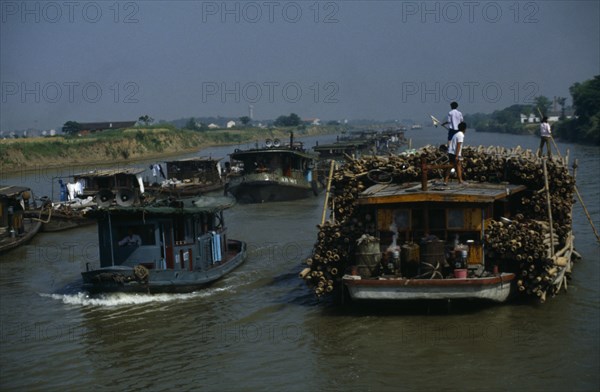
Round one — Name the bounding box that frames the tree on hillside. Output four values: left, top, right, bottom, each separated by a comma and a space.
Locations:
556, 75, 600, 144
138, 115, 154, 126
62, 121, 82, 135
556, 97, 567, 119
533, 96, 552, 116
274, 113, 302, 127
570, 76, 600, 120
186, 117, 201, 131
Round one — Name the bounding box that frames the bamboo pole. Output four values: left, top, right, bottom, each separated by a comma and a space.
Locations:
321, 160, 336, 225
536, 109, 599, 242
542, 158, 555, 258
541, 119, 600, 242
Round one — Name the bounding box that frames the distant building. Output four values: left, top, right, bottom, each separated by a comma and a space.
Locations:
208, 123, 219, 129
79, 121, 137, 132
547, 109, 575, 123
520, 113, 540, 124
521, 109, 575, 124
226, 120, 236, 128
303, 118, 321, 126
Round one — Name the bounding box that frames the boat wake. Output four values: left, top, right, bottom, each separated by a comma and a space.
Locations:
40, 286, 233, 307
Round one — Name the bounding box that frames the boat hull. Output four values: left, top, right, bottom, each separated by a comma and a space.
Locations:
0, 219, 42, 254
343, 273, 515, 303
81, 240, 247, 293
226, 174, 318, 203
146, 183, 223, 198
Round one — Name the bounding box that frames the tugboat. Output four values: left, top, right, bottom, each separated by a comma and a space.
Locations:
81, 195, 247, 293
302, 145, 577, 305
0, 185, 41, 254
225, 132, 321, 203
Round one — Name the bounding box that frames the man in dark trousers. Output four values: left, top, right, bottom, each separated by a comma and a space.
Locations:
442, 102, 464, 146
445, 122, 468, 185
538, 116, 552, 158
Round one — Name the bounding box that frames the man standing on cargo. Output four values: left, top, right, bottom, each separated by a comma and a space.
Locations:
445, 122, 467, 185
441, 102, 463, 146
538, 116, 552, 158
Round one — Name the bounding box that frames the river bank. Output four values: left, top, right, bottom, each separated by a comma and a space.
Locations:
0, 125, 341, 174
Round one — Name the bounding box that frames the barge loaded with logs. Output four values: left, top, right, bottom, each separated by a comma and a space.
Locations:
225, 133, 321, 203
81, 195, 246, 293
301, 145, 579, 304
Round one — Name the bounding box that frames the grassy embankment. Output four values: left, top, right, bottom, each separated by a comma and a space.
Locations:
0, 126, 341, 173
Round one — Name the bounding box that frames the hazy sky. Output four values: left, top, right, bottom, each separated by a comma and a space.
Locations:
1, 0, 598, 130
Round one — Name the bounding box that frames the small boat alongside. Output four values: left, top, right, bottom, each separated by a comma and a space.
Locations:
29, 197, 96, 232
302, 145, 578, 305
81, 195, 246, 293
0, 185, 42, 254
225, 133, 321, 203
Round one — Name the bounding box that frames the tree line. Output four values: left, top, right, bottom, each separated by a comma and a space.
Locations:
465, 75, 599, 145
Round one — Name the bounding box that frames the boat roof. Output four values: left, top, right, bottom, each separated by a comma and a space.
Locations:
359, 181, 527, 205
164, 157, 222, 163
92, 196, 236, 216
313, 141, 367, 150
0, 185, 31, 198
74, 168, 146, 178
230, 147, 316, 160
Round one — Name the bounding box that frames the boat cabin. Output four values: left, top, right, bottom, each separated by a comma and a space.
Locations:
94, 198, 233, 272
229, 146, 316, 180
357, 181, 527, 272
72, 168, 146, 205
163, 157, 222, 184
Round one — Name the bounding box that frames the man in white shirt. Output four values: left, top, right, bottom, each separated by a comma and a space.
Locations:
442, 102, 464, 145
538, 116, 552, 158
445, 122, 467, 185
118, 228, 142, 246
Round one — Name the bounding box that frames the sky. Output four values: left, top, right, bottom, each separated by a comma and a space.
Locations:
1, 0, 599, 131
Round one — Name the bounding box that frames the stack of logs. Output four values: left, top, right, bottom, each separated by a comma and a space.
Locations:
302, 145, 576, 302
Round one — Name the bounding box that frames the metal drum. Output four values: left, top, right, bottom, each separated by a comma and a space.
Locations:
419, 239, 445, 278
355, 237, 382, 278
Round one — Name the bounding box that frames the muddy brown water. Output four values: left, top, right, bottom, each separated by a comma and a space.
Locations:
1, 131, 598, 391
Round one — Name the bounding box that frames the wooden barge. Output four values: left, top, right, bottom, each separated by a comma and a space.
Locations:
302, 145, 578, 304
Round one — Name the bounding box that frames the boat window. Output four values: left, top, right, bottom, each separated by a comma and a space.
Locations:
174, 216, 195, 244
94, 177, 111, 190
394, 210, 410, 230
447, 209, 465, 229
115, 224, 155, 245
411, 209, 424, 230
428, 208, 446, 230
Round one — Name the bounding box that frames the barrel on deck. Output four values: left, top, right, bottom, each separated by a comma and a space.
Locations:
419, 239, 445, 277
355, 238, 381, 278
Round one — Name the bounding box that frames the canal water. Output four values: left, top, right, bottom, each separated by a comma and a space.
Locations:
1, 129, 598, 391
